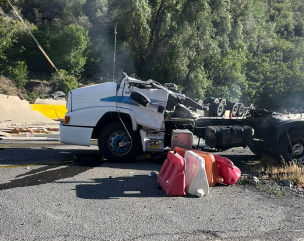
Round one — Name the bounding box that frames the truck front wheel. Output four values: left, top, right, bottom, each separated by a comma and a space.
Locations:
98, 122, 141, 162
278, 129, 304, 162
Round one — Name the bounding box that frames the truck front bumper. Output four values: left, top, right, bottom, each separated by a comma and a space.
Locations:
59, 122, 93, 146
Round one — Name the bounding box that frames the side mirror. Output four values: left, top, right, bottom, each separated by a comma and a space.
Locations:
130, 91, 151, 107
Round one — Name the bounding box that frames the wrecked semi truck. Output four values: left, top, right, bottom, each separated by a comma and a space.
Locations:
60, 74, 304, 163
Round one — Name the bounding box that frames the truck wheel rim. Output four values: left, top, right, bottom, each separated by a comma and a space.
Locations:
108, 131, 132, 156
232, 103, 238, 116
217, 103, 224, 116
289, 139, 304, 161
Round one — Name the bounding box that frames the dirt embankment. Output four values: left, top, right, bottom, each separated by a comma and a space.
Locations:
0, 76, 25, 99
0, 76, 62, 136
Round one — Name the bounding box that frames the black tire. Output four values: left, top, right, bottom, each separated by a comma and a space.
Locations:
209, 102, 225, 117
217, 102, 225, 117
278, 129, 304, 162
227, 102, 239, 117
98, 122, 141, 162
219, 98, 226, 105
236, 103, 245, 117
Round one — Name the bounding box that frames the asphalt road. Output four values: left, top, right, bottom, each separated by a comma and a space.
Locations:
0, 139, 304, 241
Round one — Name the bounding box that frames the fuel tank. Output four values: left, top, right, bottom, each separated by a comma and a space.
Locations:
204, 125, 253, 150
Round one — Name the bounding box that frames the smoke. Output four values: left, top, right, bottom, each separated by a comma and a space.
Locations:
81, 1, 135, 83
279, 96, 304, 113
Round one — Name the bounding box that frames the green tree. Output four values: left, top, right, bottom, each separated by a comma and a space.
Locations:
108, 0, 217, 99
0, 10, 19, 73
49, 24, 89, 76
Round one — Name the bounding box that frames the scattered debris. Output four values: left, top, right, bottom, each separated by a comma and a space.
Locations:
1, 136, 54, 141
22, 123, 34, 135
26, 132, 34, 137
239, 174, 304, 198
0, 124, 59, 135
0, 94, 60, 135
249, 176, 260, 186
50, 91, 66, 100
148, 172, 157, 177
282, 180, 293, 188
0, 131, 11, 137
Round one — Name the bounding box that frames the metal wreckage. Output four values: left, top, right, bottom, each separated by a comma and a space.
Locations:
60, 73, 304, 163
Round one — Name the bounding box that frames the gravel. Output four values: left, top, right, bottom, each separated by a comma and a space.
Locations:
238, 175, 304, 199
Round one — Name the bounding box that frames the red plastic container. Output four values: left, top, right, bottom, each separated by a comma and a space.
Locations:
157, 151, 186, 196
213, 154, 241, 185
173, 147, 223, 187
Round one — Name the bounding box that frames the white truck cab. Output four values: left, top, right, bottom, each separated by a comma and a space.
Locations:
60, 74, 183, 162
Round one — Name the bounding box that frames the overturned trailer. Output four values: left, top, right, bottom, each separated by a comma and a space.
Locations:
60, 74, 304, 163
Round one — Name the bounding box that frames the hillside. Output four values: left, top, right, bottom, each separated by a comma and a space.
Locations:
0, 0, 304, 111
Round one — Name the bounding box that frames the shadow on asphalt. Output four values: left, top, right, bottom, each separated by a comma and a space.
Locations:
0, 160, 104, 191
0, 145, 264, 193
69, 175, 229, 200
0, 147, 163, 191
74, 175, 165, 199
0, 147, 101, 165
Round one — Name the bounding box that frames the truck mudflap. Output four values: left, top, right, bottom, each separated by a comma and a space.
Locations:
204, 125, 253, 150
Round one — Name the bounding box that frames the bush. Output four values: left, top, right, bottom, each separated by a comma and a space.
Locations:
51, 70, 78, 93
33, 83, 52, 98
8, 61, 29, 89
26, 90, 39, 103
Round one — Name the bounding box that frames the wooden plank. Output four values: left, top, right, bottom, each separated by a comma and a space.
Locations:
0, 131, 11, 137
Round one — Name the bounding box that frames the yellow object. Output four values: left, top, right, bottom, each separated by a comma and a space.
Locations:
30, 104, 67, 120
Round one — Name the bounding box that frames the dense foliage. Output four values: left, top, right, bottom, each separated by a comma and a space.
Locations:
0, 0, 304, 110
